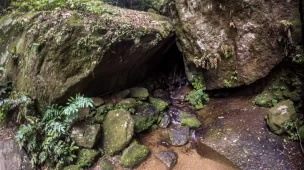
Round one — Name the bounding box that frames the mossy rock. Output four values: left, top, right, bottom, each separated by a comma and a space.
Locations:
128, 87, 149, 99
116, 98, 137, 108
149, 97, 168, 112
102, 109, 134, 156
120, 142, 150, 168
266, 100, 296, 135
253, 93, 274, 107
0, 5, 174, 108
100, 157, 115, 170
76, 149, 100, 168
70, 123, 100, 149
132, 105, 159, 133
63, 165, 83, 170
180, 112, 201, 129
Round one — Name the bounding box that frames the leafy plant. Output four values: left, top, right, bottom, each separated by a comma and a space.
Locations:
15, 94, 93, 168
186, 89, 210, 110
223, 71, 238, 88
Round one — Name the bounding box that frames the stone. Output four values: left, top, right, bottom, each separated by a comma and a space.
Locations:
105, 90, 130, 104
180, 112, 201, 129
159, 114, 170, 128
103, 109, 134, 155
78, 107, 91, 119
116, 98, 137, 108
76, 149, 100, 168
0, 139, 31, 170
71, 123, 100, 148
132, 105, 159, 133
100, 157, 115, 170
166, 0, 302, 89
266, 100, 296, 135
156, 150, 177, 168
128, 87, 149, 99
0, 5, 174, 108
149, 97, 169, 112
168, 126, 189, 146
92, 97, 104, 107
63, 165, 83, 170
120, 142, 150, 168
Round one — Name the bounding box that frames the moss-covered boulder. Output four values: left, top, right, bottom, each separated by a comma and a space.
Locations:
102, 109, 134, 155
180, 112, 201, 129
116, 98, 137, 108
128, 87, 149, 99
149, 97, 168, 112
120, 141, 150, 168
266, 100, 296, 135
70, 123, 100, 149
253, 93, 274, 108
166, 0, 302, 89
76, 149, 100, 168
132, 105, 159, 133
0, 3, 174, 107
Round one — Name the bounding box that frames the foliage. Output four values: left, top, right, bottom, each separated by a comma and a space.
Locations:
102, 0, 162, 11
186, 89, 210, 110
223, 71, 238, 88
0, 91, 30, 125
283, 118, 304, 141
15, 94, 93, 168
9, 0, 118, 15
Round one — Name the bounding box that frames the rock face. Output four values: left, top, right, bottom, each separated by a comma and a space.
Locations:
70, 123, 100, 149
0, 5, 174, 107
266, 100, 296, 135
167, 0, 302, 89
0, 139, 31, 170
103, 109, 134, 155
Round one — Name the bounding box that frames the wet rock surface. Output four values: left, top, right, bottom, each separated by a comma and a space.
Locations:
196, 96, 304, 169
120, 141, 150, 168
168, 126, 190, 146
155, 150, 177, 168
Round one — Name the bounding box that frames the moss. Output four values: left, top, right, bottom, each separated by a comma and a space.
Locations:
116, 98, 137, 108
128, 87, 149, 99
299, 125, 304, 141
186, 89, 209, 110
76, 149, 100, 168
253, 93, 274, 107
149, 97, 168, 112
180, 112, 201, 129
120, 142, 150, 168
132, 112, 159, 133
68, 12, 83, 27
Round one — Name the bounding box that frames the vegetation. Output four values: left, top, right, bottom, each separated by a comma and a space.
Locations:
9, 0, 119, 14
223, 71, 238, 88
15, 94, 93, 168
186, 89, 210, 110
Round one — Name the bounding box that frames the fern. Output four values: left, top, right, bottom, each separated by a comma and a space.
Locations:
63, 94, 93, 122
15, 93, 92, 168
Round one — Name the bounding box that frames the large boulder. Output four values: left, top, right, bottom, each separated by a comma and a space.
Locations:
102, 109, 134, 155
166, 0, 302, 89
266, 100, 296, 135
0, 4, 174, 107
